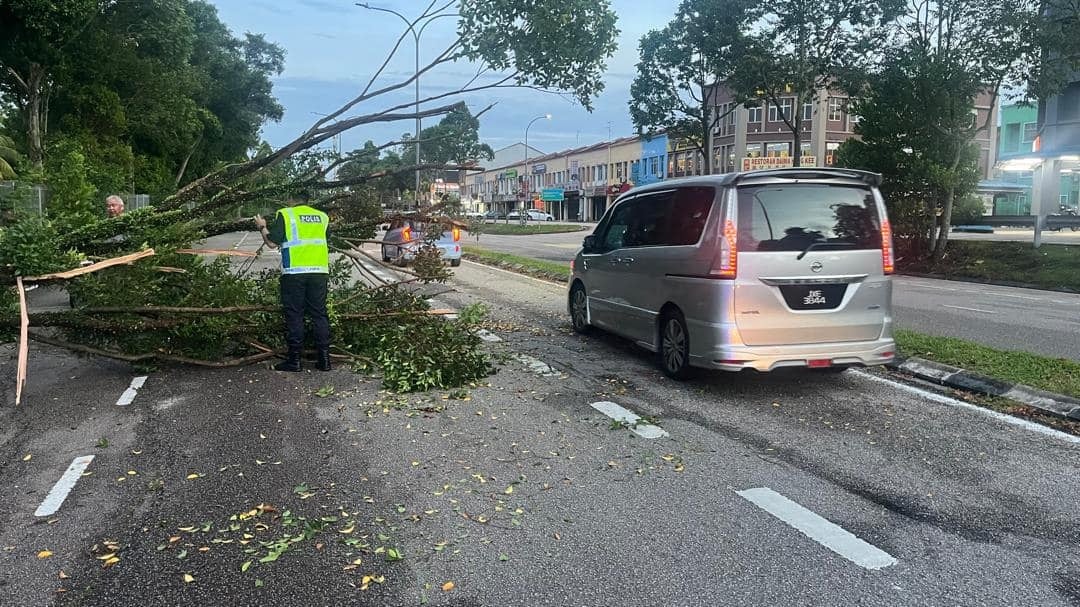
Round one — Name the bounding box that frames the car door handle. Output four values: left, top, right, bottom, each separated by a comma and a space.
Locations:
609, 257, 634, 265
621, 257, 635, 264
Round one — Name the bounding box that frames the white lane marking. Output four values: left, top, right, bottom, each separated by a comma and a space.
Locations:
116, 376, 148, 407
476, 329, 502, 343
853, 370, 1080, 445
234, 232, 250, 249
737, 487, 897, 570
941, 304, 997, 314
34, 455, 95, 517
590, 401, 668, 439
514, 354, 561, 377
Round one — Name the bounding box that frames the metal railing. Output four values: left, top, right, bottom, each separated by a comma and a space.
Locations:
972, 215, 1080, 229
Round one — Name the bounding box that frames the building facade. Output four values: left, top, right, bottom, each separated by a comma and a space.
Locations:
463, 136, 654, 221
667, 83, 998, 180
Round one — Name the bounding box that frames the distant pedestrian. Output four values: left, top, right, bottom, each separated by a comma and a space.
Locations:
105, 195, 125, 218
253, 191, 332, 372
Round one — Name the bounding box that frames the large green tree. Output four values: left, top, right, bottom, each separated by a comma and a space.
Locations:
0, 0, 107, 170
838, 0, 1078, 259
728, 0, 898, 167
628, 0, 758, 174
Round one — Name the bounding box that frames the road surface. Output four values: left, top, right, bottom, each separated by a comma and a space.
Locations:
471, 230, 1080, 361
3, 253, 1077, 607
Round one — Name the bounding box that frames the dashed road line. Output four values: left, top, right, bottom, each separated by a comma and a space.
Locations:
736, 487, 897, 570
853, 370, 1080, 445
116, 376, 147, 407
590, 401, 668, 439
514, 354, 561, 377
942, 304, 997, 314
476, 329, 502, 343
34, 455, 95, 517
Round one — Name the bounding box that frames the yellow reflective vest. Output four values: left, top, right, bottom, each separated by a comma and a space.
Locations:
276, 205, 329, 274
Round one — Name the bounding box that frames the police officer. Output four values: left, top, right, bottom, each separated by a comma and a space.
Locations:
253, 192, 332, 372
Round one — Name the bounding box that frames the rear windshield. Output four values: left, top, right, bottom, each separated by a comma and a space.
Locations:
736, 184, 882, 252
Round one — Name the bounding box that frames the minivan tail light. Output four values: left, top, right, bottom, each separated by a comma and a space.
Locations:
402, 226, 412, 243
710, 219, 738, 279
452, 226, 461, 242
880, 219, 895, 275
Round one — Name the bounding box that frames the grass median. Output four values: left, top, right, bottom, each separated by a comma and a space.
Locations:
472, 223, 587, 236
903, 241, 1079, 292
461, 246, 571, 283
895, 329, 1080, 398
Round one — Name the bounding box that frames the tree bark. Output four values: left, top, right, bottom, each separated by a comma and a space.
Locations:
931, 147, 965, 261
174, 132, 203, 188
792, 92, 803, 168
11, 64, 50, 172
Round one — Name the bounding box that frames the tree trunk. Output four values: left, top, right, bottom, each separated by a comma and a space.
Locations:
931, 147, 965, 261
23, 64, 48, 172
792, 93, 803, 168
702, 109, 713, 176
174, 133, 203, 188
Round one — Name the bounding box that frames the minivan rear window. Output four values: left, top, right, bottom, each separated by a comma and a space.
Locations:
736, 184, 882, 252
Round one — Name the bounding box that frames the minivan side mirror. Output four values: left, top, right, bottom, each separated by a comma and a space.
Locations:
582, 235, 597, 252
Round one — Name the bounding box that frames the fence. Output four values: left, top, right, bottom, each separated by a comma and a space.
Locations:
0, 182, 151, 216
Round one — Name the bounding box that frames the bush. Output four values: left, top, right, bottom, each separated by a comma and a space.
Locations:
0, 216, 84, 277
950, 195, 986, 225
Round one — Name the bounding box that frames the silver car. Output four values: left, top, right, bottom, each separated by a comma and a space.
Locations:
568, 168, 896, 378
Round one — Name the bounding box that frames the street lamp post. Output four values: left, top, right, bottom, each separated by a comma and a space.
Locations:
523, 114, 551, 224
357, 3, 457, 209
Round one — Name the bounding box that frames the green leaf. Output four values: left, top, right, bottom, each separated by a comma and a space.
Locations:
255, 579, 264, 588
241, 560, 253, 573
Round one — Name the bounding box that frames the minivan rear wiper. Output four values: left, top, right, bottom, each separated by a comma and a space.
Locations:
796, 241, 856, 260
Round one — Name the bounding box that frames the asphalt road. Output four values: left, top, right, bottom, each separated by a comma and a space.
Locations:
472, 230, 1080, 361
2, 247, 1078, 606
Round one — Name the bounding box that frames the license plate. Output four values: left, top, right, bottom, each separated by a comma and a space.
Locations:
779, 284, 847, 310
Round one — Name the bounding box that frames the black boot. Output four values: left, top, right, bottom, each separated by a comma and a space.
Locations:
274, 350, 302, 372
316, 349, 332, 372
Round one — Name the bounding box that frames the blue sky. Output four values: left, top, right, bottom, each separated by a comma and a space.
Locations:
211, 0, 680, 156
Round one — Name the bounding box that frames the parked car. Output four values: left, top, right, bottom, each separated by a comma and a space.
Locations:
484, 211, 505, 220
568, 168, 896, 378
381, 218, 462, 267
506, 209, 554, 221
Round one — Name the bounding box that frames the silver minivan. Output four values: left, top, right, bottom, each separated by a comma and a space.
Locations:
567, 168, 896, 378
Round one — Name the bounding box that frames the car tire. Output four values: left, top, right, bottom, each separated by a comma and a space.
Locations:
381, 246, 391, 263
569, 283, 590, 334
547, 217, 554, 222
450, 258, 461, 267
659, 309, 693, 380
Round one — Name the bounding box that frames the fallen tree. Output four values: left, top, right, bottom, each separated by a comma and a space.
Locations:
0, 0, 619, 402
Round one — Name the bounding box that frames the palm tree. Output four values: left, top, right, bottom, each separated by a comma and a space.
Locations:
0, 134, 22, 180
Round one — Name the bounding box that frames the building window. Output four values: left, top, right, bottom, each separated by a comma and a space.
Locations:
769, 98, 793, 122
728, 103, 737, 126
828, 97, 844, 121
1021, 122, 1038, 143
803, 102, 813, 121
801, 142, 813, 158
748, 104, 763, 124
766, 142, 791, 158
650, 156, 659, 176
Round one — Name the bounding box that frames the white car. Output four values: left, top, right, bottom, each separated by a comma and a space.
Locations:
507, 210, 554, 221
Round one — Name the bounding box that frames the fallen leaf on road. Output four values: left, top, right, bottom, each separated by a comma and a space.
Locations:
182, 573, 195, 583
241, 560, 252, 573
95, 553, 116, 561
22, 454, 32, 461
131, 450, 142, 455
169, 536, 181, 543
127, 470, 137, 476
198, 547, 210, 553
185, 473, 202, 480
176, 550, 188, 559
442, 581, 455, 592
254, 579, 264, 588
37, 550, 53, 559
503, 485, 514, 495
177, 526, 197, 532
102, 557, 119, 568
339, 526, 355, 534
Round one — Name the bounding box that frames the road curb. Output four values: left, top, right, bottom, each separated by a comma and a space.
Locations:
887, 357, 1080, 420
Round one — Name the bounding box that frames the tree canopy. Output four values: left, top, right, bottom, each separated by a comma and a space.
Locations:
628, 0, 759, 173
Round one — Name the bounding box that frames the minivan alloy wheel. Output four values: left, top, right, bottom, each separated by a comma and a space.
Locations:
660, 312, 691, 378
570, 285, 589, 333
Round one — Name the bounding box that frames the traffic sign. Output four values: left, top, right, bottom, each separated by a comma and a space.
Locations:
541, 188, 564, 202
